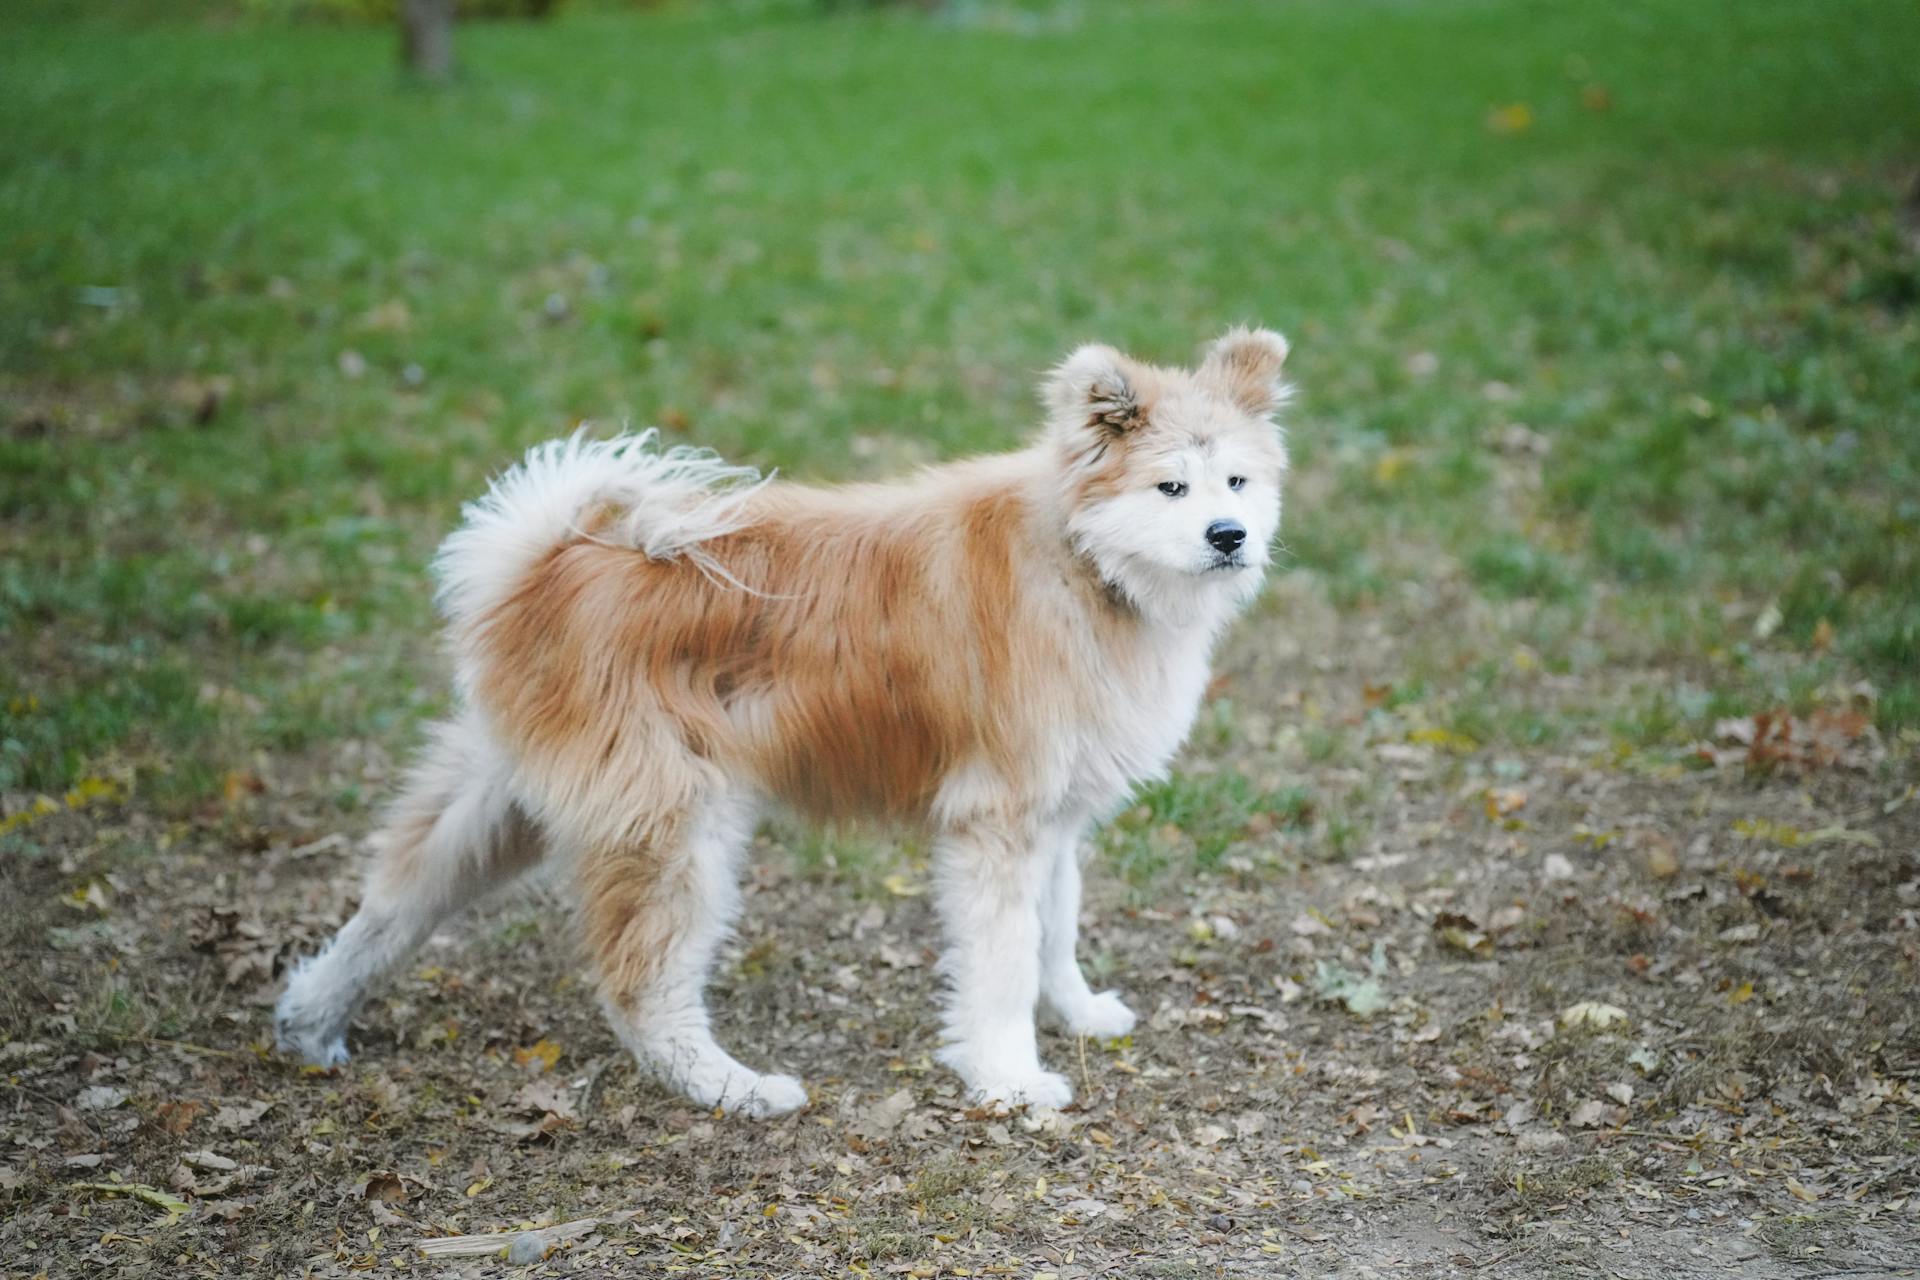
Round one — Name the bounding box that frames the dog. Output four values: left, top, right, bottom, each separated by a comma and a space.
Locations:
275, 327, 1292, 1115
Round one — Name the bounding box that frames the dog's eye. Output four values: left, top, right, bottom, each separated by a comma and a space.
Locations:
1227, 475, 1247, 491
1157, 481, 1188, 498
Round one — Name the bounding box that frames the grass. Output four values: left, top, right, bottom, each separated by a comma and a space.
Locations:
3, 0, 1918, 841
1102, 771, 1314, 884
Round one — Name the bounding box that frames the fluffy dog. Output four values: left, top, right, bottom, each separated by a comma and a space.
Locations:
276, 327, 1292, 1115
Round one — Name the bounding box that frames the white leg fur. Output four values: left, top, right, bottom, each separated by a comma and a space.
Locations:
591, 790, 806, 1119
1038, 825, 1136, 1040
932, 825, 1070, 1109
275, 713, 542, 1066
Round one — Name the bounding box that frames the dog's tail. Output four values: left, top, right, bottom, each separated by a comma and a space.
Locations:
433, 428, 765, 633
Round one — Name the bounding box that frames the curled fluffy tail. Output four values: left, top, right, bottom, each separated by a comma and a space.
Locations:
433, 429, 765, 632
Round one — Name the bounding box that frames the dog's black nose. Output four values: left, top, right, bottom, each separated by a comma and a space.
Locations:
1206, 520, 1247, 555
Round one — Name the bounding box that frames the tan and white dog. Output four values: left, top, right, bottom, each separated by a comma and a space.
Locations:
276, 328, 1292, 1115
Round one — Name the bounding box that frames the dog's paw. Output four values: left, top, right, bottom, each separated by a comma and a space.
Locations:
1062, 990, 1136, 1040
687, 1066, 806, 1128
969, 1070, 1073, 1111
725, 1074, 802, 1120
274, 1018, 351, 1069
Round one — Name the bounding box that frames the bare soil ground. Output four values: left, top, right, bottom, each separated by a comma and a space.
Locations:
5, 571, 1917, 1280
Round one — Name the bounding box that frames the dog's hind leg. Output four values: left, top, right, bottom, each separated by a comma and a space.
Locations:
275, 711, 543, 1066
580, 786, 806, 1119
1037, 821, 1137, 1039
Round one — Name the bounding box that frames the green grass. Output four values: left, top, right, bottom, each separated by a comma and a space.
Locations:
1103, 772, 1314, 882
3, 0, 1918, 817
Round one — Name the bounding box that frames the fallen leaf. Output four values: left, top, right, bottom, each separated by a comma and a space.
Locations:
1314, 960, 1389, 1017
1641, 835, 1680, 880
854, 1088, 915, 1140
1483, 787, 1527, 819
881, 873, 924, 898
361, 1171, 408, 1204
210, 1100, 272, 1132
1486, 102, 1534, 134
155, 1100, 205, 1135
1434, 912, 1493, 960
67, 1181, 191, 1225
1559, 1001, 1629, 1031
76, 1085, 128, 1112
181, 1150, 236, 1172
510, 1077, 579, 1123
1569, 1100, 1608, 1128
512, 1039, 562, 1073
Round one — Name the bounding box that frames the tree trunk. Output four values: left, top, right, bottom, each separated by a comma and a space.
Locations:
400, 0, 456, 83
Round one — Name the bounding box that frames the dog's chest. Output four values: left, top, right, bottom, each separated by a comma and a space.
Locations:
1056, 630, 1214, 814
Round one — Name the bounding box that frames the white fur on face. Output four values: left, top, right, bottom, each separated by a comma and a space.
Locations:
1065, 400, 1286, 612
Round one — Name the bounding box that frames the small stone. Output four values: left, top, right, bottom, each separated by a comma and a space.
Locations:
506, 1231, 547, 1265
1208, 1214, 1233, 1232
1541, 853, 1576, 881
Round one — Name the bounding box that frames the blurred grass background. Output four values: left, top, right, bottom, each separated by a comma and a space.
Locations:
3, 0, 1917, 811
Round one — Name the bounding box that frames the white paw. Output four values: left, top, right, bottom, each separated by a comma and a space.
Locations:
969, 1070, 1073, 1111
1063, 990, 1136, 1040
275, 1019, 350, 1069
725, 1072, 808, 1119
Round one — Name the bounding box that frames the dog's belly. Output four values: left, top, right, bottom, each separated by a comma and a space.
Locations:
723, 637, 1208, 829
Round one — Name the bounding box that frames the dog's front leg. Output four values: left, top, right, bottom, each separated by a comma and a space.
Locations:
1038, 822, 1137, 1040
930, 823, 1071, 1109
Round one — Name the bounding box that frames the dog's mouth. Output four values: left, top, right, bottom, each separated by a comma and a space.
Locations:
1202, 553, 1249, 574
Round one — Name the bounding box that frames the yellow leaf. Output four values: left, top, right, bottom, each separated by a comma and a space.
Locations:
1487, 102, 1534, 134
465, 1177, 493, 1197
1732, 818, 1803, 846
881, 873, 924, 898
1373, 448, 1414, 485
1728, 982, 1755, 1006
66, 1182, 190, 1225
513, 1039, 561, 1072
1409, 727, 1478, 754
1787, 1177, 1818, 1203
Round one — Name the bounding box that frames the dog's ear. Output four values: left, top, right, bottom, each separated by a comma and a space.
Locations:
1199, 326, 1291, 417
1044, 343, 1147, 436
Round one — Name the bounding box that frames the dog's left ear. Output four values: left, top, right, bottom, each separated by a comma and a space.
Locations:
1199, 326, 1291, 417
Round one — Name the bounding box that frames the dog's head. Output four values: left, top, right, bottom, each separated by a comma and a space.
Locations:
1043, 327, 1291, 614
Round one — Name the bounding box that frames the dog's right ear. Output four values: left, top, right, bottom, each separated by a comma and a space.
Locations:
1044, 344, 1146, 437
